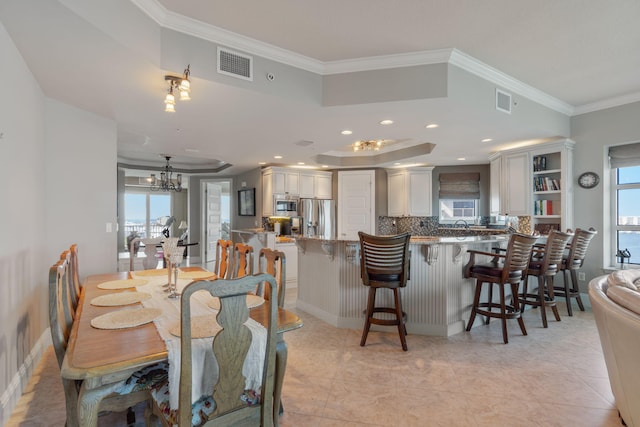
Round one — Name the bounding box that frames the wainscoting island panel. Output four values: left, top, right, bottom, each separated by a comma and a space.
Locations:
295, 235, 511, 337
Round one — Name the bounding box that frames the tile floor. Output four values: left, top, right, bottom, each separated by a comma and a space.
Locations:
7, 288, 623, 427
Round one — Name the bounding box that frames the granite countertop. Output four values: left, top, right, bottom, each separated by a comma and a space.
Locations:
295, 234, 511, 245
231, 228, 275, 234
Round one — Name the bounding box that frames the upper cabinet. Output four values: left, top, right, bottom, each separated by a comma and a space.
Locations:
299, 171, 333, 199
262, 167, 333, 216
489, 139, 574, 232
386, 167, 434, 216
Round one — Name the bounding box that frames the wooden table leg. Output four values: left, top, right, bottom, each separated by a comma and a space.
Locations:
273, 332, 288, 427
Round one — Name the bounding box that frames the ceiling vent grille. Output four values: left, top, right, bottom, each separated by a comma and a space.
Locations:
496, 89, 512, 114
217, 47, 253, 81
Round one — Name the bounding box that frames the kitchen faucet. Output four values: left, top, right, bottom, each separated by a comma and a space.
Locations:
454, 219, 470, 230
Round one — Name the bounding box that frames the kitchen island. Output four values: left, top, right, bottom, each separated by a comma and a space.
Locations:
295, 234, 511, 337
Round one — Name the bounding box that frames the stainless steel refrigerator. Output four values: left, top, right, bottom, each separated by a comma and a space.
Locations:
299, 198, 336, 239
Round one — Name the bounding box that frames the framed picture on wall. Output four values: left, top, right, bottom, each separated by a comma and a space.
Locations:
238, 188, 256, 216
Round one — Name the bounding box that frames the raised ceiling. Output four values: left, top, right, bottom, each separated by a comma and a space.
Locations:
2, 0, 639, 174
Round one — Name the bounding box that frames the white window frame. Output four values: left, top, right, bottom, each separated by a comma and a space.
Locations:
439, 199, 478, 224
611, 166, 640, 266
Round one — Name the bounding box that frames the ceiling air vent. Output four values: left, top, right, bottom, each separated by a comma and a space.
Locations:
496, 89, 512, 114
217, 47, 253, 81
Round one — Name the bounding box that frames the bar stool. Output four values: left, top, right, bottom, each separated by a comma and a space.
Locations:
519, 230, 573, 327
464, 233, 538, 344
554, 228, 597, 316
358, 231, 411, 351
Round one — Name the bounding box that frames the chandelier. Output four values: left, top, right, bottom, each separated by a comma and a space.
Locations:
352, 140, 384, 152
150, 156, 182, 192
164, 64, 191, 112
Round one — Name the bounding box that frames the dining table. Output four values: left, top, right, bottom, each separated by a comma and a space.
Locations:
61, 266, 303, 427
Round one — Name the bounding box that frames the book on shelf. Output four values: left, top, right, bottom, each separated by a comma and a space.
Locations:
534, 199, 553, 215
533, 176, 560, 191
533, 155, 547, 172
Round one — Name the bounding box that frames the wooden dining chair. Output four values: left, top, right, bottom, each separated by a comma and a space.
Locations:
232, 242, 254, 278
140, 237, 164, 270
147, 274, 279, 427
68, 244, 81, 310
214, 239, 233, 279
464, 233, 538, 344
49, 257, 168, 427
258, 248, 287, 307
518, 230, 573, 327
129, 237, 142, 271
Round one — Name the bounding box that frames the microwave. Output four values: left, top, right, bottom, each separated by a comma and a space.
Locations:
274, 197, 299, 216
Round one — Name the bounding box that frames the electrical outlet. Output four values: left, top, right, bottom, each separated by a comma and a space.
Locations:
578, 272, 586, 281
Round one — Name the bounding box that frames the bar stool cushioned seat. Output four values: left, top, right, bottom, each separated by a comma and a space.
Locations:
358, 232, 411, 351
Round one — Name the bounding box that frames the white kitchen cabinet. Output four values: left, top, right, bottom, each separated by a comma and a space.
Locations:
489, 151, 529, 216
297, 171, 333, 199
299, 172, 315, 198
276, 242, 298, 288
262, 167, 301, 216
314, 172, 333, 199
386, 167, 433, 216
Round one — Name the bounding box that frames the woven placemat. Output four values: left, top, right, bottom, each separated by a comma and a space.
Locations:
90, 308, 162, 330
169, 315, 221, 338
178, 270, 216, 280
207, 294, 264, 311
133, 269, 169, 277
90, 291, 152, 307
97, 279, 149, 290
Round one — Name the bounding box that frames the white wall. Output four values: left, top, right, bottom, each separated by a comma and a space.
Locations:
571, 101, 640, 285
44, 100, 118, 276
0, 22, 120, 423
0, 21, 48, 425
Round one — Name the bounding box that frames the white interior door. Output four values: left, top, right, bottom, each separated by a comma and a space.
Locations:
338, 170, 375, 240
205, 182, 222, 264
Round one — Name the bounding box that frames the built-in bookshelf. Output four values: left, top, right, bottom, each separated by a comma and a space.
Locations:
530, 141, 574, 234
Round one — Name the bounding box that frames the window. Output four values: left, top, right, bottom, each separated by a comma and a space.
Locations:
438, 172, 480, 223
614, 165, 640, 264
440, 199, 478, 222
124, 191, 171, 244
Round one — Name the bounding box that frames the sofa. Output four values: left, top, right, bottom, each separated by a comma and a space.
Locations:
589, 270, 640, 427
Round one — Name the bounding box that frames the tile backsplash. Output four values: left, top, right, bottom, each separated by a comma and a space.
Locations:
378, 216, 528, 236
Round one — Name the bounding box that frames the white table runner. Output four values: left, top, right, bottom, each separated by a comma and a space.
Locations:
131, 270, 266, 409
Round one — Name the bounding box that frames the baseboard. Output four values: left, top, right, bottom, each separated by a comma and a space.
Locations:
0, 328, 51, 426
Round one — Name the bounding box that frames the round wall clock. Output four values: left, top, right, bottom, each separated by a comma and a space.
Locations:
578, 172, 600, 189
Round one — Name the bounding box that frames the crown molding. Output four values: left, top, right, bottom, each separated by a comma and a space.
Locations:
573, 91, 640, 116
131, 0, 580, 116
448, 50, 574, 116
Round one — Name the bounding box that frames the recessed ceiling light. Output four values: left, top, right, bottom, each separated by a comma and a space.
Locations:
322, 165, 329, 168
341, 130, 353, 135
482, 138, 493, 142
298, 162, 305, 165
394, 162, 401, 165
274, 155, 283, 159
457, 157, 466, 161
184, 148, 200, 153
425, 123, 439, 129
380, 119, 394, 125
258, 161, 266, 165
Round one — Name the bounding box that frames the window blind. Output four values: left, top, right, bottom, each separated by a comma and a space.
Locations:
438, 173, 480, 199
609, 142, 640, 168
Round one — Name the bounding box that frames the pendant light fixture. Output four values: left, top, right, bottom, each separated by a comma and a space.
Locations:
164, 65, 191, 112
150, 156, 183, 192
